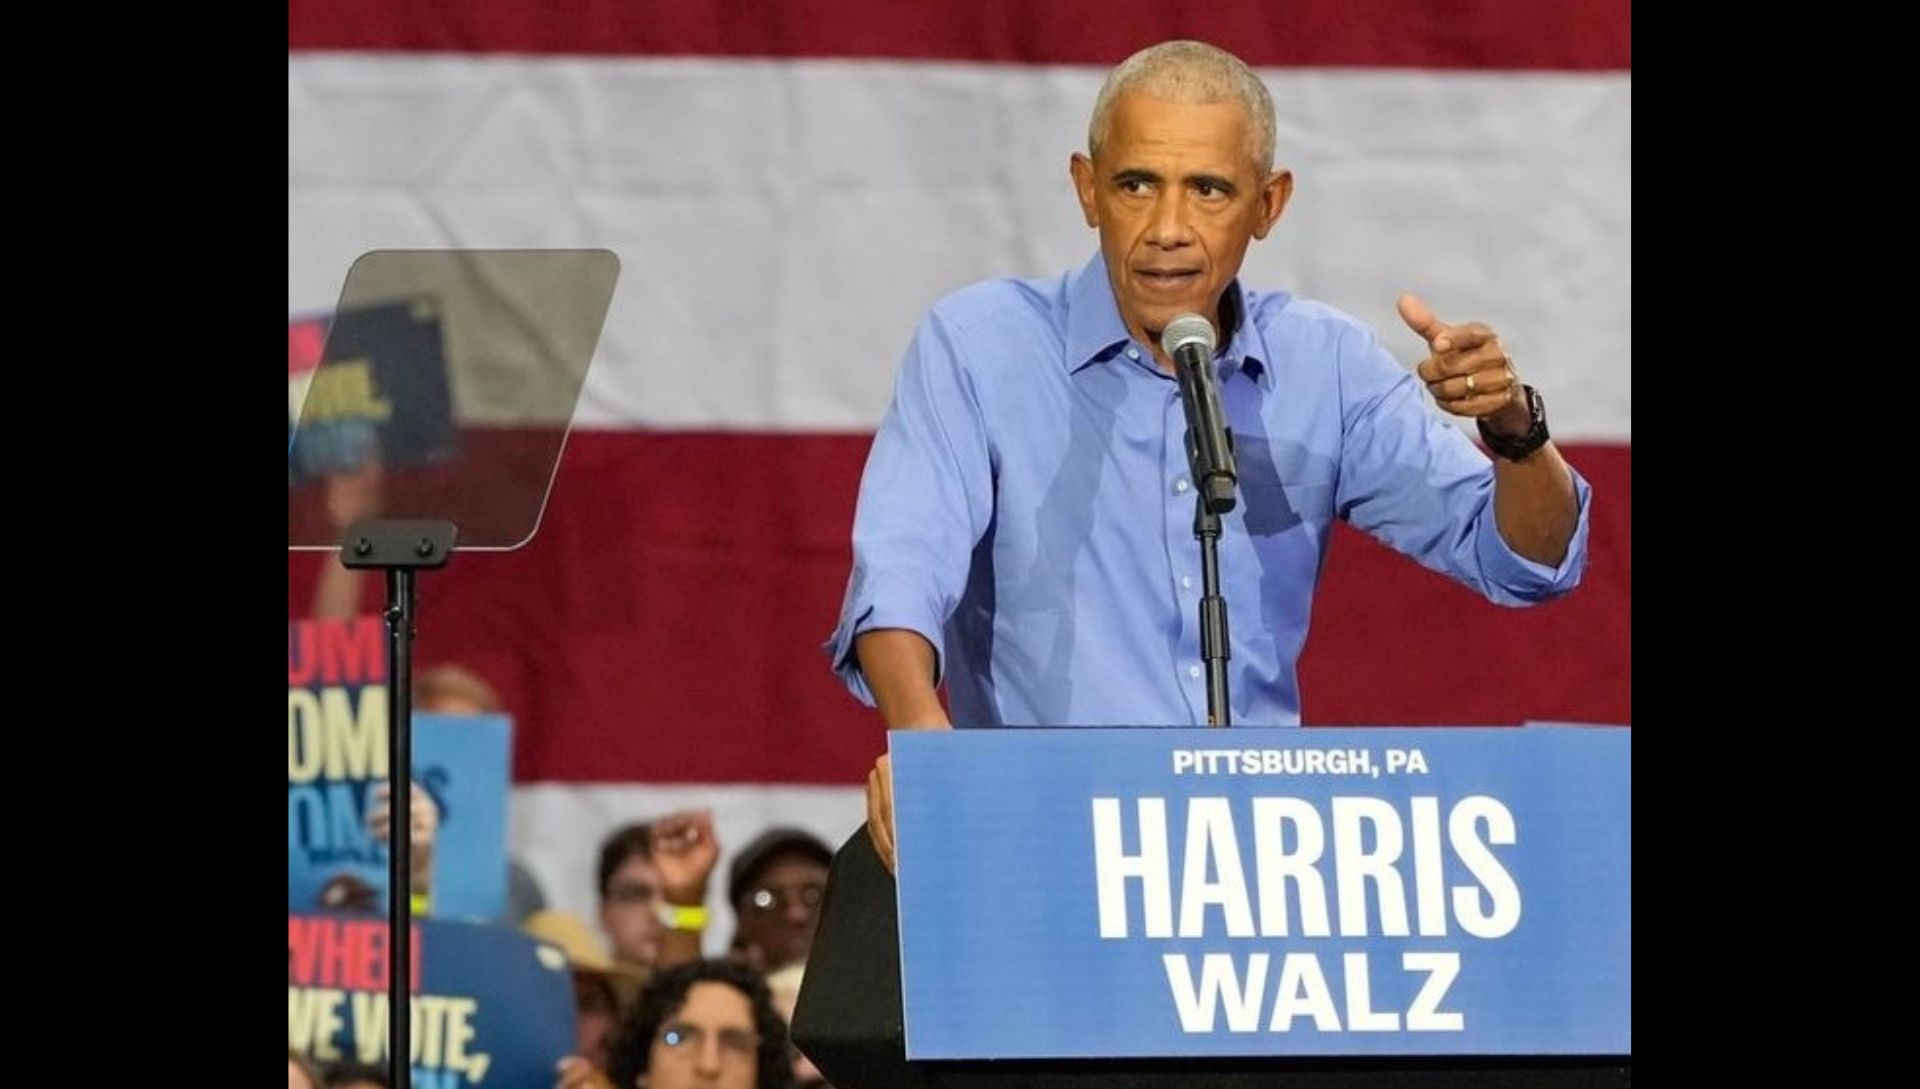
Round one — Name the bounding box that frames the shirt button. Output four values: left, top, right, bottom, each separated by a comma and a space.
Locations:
1126, 347, 1140, 360
1182, 576, 1193, 590
1174, 478, 1189, 494
1189, 665, 1202, 679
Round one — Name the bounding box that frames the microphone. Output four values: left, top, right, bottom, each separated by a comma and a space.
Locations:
1161, 313, 1237, 514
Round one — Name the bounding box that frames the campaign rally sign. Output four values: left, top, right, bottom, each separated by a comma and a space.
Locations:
892, 726, 1629, 1059
288, 299, 457, 483
287, 913, 574, 1087
288, 616, 511, 920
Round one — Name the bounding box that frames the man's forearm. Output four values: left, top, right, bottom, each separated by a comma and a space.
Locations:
1492, 441, 1578, 567
855, 629, 952, 729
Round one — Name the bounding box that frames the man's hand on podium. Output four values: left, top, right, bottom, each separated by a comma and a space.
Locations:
865, 722, 947, 875
867, 753, 897, 874
853, 628, 952, 874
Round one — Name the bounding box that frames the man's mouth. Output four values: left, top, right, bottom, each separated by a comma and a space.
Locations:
1134, 268, 1202, 292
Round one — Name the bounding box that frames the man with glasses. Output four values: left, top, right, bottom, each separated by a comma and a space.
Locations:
726, 828, 833, 973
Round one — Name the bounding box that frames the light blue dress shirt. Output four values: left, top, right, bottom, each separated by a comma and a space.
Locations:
827, 255, 1589, 727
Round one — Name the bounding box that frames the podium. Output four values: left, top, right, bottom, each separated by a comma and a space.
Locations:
793, 727, 1629, 1088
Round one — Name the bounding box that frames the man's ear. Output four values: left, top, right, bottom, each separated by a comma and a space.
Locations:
1252, 168, 1294, 240
1070, 153, 1100, 229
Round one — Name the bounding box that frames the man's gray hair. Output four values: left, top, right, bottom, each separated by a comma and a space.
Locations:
1088, 40, 1276, 173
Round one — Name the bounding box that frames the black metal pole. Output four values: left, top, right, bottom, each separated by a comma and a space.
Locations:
343, 520, 456, 1089
1182, 415, 1235, 727
385, 566, 415, 1088
1194, 499, 1231, 727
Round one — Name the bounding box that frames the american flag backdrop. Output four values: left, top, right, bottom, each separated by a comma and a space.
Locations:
288, 0, 1629, 933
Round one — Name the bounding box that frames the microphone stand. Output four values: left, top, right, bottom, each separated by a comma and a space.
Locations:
1184, 427, 1235, 727
1172, 342, 1237, 728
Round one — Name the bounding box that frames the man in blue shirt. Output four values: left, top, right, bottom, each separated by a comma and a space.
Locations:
826, 41, 1590, 870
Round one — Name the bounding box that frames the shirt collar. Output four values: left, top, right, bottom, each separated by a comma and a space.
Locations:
1064, 252, 1271, 388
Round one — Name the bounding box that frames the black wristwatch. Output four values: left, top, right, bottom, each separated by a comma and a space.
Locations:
1478, 384, 1550, 461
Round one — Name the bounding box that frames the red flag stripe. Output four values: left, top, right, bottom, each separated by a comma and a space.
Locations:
290, 0, 1630, 71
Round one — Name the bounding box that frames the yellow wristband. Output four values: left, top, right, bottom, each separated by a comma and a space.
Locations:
657, 903, 709, 931
410, 892, 430, 917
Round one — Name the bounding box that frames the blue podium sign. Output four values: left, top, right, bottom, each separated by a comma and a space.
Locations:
891, 727, 1629, 1059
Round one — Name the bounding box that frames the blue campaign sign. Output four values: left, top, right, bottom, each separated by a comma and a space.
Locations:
287, 914, 575, 1087
891, 727, 1629, 1059
287, 706, 513, 923
287, 617, 513, 923
411, 712, 513, 920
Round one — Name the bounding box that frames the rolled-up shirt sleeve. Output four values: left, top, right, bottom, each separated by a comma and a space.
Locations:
825, 310, 997, 704
1333, 325, 1590, 607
